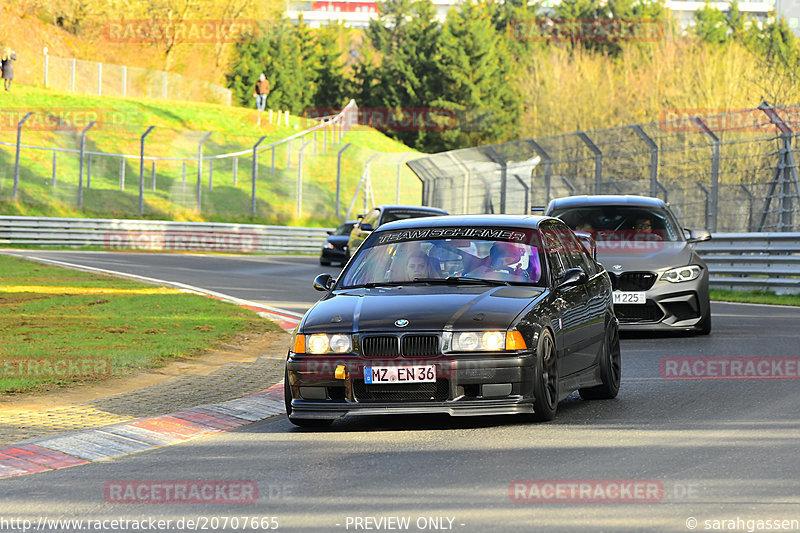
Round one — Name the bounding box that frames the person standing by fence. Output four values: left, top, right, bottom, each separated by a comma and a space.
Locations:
1, 47, 16, 91
253, 73, 270, 125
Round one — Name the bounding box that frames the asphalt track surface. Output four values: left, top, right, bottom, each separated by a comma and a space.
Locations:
2, 251, 799, 533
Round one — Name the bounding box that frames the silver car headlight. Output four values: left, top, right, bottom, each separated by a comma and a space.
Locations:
661, 265, 702, 283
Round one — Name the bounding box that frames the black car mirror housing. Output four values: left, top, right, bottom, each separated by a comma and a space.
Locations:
313, 273, 335, 292
557, 268, 588, 290
359, 223, 374, 232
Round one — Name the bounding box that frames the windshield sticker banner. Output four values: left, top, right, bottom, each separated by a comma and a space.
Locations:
378, 228, 529, 244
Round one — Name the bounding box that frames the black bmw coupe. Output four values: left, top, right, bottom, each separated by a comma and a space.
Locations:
285, 215, 621, 426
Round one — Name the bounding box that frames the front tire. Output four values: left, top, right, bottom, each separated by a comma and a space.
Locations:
531, 329, 558, 422
284, 368, 333, 428
579, 320, 621, 400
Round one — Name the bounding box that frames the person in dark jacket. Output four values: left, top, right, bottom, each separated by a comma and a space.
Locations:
253, 73, 269, 125
1, 48, 16, 91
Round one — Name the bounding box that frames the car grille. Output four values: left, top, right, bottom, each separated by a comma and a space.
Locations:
361, 336, 398, 357
615, 302, 664, 323
610, 272, 657, 291
401, 335, 440, 356
352, 380, 450, 402
360, 335, 440, 357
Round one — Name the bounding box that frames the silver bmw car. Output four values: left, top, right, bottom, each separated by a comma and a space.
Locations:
546, 195, 711, 335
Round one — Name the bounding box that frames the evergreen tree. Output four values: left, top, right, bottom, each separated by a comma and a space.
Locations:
312, 24, 349, 110
226, 29, 271, 108
694, 1, 731, 44
431, 1, 521, 151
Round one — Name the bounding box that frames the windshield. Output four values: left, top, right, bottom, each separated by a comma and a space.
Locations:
551, 206, 682, 242
338, 227, 546, 288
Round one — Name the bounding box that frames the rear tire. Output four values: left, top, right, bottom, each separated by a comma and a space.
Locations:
531, 329, 558, 422
579, 320, 621, 400
284, 368, 333, 428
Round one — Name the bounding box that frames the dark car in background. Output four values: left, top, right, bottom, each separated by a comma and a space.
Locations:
320, 221, 357, 266
346, 205, 448, 259
285, 215, 621, 427
546, 195, 712, 334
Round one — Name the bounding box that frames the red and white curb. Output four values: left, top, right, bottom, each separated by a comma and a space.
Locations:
0, 383, 287, 479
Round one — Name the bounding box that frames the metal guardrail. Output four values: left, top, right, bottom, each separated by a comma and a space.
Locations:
696, 233, 800, 294
0, 216, 332, 254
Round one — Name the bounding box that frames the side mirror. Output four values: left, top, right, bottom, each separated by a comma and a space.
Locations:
359, 223, 374, 232
573, 231, 597, 260
557, 268, 588, 290
357, 214, 365, 220
313, 273, 335, 292
326, 230, 334, 235
684, 228, 711, 243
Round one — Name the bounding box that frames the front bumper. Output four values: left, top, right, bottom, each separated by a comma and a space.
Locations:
614, 274, 709, 331
286, 353, 536, 420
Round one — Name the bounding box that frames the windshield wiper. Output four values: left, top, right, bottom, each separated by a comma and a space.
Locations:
344, 281, 408, 289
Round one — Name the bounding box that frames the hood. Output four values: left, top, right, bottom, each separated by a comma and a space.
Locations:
596, 241, 694, 272
301, 285, 545, 333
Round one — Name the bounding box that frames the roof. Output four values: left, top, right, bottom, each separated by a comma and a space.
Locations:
546, 195, 668, 210
375, 214, 557, 232
376, 205, 449, 214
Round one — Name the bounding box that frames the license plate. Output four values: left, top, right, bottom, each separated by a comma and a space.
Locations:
364, 365, 436, 384
613, 291, 646, 304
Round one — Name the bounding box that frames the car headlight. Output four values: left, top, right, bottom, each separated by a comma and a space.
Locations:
323, 242, 334, 249
293, 333, 352, 354
444, 331, 527, 352
661, 265, 702, 283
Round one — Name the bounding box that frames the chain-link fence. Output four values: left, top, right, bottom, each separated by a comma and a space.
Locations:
44, 54, 232, 106
408, 103, 800, 233
0, 101, 391, 224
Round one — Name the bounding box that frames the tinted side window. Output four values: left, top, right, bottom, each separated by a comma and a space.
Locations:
542, 228, 567, 284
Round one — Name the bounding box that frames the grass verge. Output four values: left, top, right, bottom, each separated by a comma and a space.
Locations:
0, 254, 281, 393
710, 289, 800, 307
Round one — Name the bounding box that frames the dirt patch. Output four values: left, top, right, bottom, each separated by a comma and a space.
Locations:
0, 329, 291, 412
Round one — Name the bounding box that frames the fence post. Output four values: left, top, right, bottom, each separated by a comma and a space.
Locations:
119, 158, 125, 190
139, 126, 155, 216
756, 102, 800, 231
12, 112, 34, 201
233, 157, 238, 186
692, 117, 720, 232
527, 139, 553, 206
151, 161, 157, 191
632, 125, 659, 198
182, 161, 187, 184
252, 136, 267, 217
51, 152, 57, 187
740, 184, 755, 232
87, 155, 92, 188
197, 132, 212, 211
286, 139, 292, 168
208, 159, 214, 191
77, 120, 96, 208
43, 48, 48, 88
336, 143, 352, 218
297, 138, 313, 218
482, 146, 507, 213
271, 145, 276, 174
577, 131, 603, 195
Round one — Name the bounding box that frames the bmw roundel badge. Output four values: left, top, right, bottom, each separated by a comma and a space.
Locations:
613, 264, 623, 271
394, 319, 409, 328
